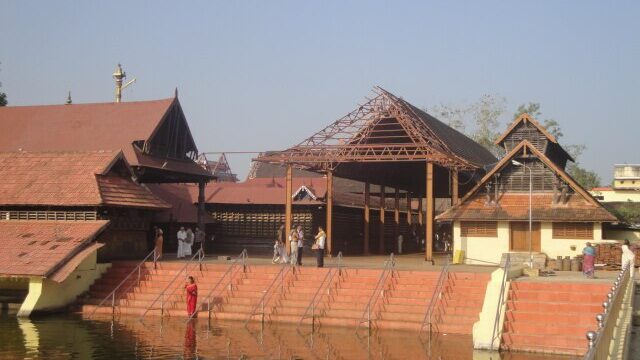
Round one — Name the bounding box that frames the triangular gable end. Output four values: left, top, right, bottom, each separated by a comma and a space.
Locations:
292, 185, 318, 201
143, 97, 199, 161
454, 140, 605, 210
495, 113, 558, 146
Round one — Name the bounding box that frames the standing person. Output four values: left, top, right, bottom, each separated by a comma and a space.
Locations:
289, 225, 299, 266
184, 276, 198, 318
177, 227, 187, 259
397, 233, 404, 254
184, 228, 194, 257
195, 227, 205, 254
314, 226, 326, 268
621, 239, 635, 272
275, 224, 288, 264
582, 242, 596, 278
297, 225, 304, 266
155, 228, 164, 260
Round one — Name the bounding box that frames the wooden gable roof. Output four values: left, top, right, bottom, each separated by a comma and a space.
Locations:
436, 140, 616, 222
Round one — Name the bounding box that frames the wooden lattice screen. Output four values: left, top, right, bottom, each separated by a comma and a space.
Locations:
461, 221, 498, 237
552, 222, 594, 240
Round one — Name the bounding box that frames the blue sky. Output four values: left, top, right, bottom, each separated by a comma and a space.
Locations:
1, 1, 638, 183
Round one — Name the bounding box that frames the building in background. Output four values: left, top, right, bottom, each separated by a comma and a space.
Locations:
438, 114, 618, 265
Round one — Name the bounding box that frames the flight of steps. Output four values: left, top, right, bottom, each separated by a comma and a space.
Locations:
316, 268, 394, 328
501, 281, 611, 356
80, 261, 231, 317
80, 261, 491, 335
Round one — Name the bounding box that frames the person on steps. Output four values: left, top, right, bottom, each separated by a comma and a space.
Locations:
314, 226, 326, 268
185, 276, 198, 318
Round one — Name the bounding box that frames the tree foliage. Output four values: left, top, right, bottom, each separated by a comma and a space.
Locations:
609, 201, 640, 225
430, 94, 505, 156
0, 62, 6, 106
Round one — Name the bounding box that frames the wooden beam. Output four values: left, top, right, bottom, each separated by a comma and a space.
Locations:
452, 169, 459, 206
364, 182, 370, 254
406, 192, 412, 225
379, 185, 386, 254
285, 164, 293, 255
425, 162, 434, 262
394, 187, 400, 241
326, 170, 333, 256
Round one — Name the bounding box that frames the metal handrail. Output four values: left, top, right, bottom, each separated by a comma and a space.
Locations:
356, 253, 395, 333
244, 262, 292, 326
583, 264, 631, 360
87, 248, 158, 319
419, 260, 450, 336
298, 251, 344, 331
489, 253, 511, 350
186, 249, 247, 323
138, 248, 204, 319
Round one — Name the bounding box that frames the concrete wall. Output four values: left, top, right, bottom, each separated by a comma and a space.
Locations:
454, 221, 510, 265
454, 221, 618, 264
18, 250, 110, 317
604, 229, 640, 242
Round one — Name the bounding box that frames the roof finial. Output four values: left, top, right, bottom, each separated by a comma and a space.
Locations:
174, 87, 179, 98
65, 91, 72, 105
113, 63, 136, 103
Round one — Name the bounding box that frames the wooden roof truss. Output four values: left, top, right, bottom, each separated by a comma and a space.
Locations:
257, 87, 477, 171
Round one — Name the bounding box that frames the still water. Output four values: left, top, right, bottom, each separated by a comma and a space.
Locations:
0, 312, 577, 360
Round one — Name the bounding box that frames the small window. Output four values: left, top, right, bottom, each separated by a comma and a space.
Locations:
594, 195, 604, 201
552, 222, 593, 239
461, 221, 498, 237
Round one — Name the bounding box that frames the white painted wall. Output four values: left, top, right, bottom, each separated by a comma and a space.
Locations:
453, 221, 619, 264
454, 221, 509, 265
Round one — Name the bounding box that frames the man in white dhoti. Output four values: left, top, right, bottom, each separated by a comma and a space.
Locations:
621, 239, 636, 277
177, 227, 187, 258
184, 228, 194, 257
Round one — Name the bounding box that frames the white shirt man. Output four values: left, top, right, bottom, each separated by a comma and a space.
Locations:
177, 227, 187, 258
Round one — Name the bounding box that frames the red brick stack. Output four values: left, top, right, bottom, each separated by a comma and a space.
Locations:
594, 243, 640, 269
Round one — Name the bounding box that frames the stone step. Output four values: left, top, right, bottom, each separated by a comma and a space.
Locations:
505, 310, 596, 325
500, 333, 586, 355
506, 300, 601, 314
503, 321, 592, 337
507, 289, 607, 303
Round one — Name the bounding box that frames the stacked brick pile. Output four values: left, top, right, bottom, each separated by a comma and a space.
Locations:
594, 243, 640, 268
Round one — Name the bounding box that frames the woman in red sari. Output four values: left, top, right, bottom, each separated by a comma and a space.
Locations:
185, 276, 198, 317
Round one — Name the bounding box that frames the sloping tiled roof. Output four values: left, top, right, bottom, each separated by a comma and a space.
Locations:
404, 102, 498, 167
147, 183, 215, 223
0, 98, 211, 178
0, 151, 169, 209
437, 140, 617, 222
437, 193, 616, 222
0, 221, 109, 277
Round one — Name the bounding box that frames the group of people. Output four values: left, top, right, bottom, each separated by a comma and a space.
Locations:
273, 224, 326, 267
176, 226, 205, 258
582, 239, 636, 278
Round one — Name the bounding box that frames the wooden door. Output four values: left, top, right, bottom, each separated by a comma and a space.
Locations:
510, 222, 541, 252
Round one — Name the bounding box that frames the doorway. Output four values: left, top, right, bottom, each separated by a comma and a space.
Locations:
510, 222, 541, 252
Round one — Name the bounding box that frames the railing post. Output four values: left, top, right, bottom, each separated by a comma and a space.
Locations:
312, 301, 315, 332
153, 248, 157, 270
111, 292, 115, 317
160, 293, 164, 317
261, 295, 265, 325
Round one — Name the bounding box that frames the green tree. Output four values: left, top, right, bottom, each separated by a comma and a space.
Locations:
429, 94, 506, 156
514, 102, 600, 189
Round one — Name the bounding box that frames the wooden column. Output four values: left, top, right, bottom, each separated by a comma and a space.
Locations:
406, 193, 412, 225
285, 164, 293, 254
451, 169, 459, 206
418, 197, 423, 226
425, 162, 434, 262
326, 171, 333, 256
364, 182, 370, 254
379, 185, 386, 254
197, 181, 206, 232
394, 188, 400, 238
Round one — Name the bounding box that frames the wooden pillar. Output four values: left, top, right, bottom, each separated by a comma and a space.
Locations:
197, 181, 206, 244
285, 164, 293, 254
451, 169, 459, 206
326, 171, 333, 256
418, 197, 423, 226
406, 193, 412, 225
394, 188, 400, 237
425, 162, 434, 262
379, 185, 386, 254
364, 182, 370, 254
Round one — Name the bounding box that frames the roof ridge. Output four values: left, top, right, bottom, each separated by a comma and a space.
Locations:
0, 97, 174, 109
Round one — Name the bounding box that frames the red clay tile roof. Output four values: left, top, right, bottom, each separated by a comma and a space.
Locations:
147, 183, 215, 223
437, 140, 617, 223
436, 193, 616, 222
0, 221, 109, 277
0, 151, 169, 209
0, 98, 211, 179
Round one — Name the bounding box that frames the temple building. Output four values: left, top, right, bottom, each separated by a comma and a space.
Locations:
437, 114, 618, 265
0, 151, 169, 315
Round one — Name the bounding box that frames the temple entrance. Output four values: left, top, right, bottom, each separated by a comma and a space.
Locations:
510, 222, 541, 252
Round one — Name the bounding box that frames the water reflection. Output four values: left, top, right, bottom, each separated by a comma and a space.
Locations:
0, 312, 579, 360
